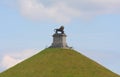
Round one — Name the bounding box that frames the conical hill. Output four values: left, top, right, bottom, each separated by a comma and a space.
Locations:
0, 48, 119, 77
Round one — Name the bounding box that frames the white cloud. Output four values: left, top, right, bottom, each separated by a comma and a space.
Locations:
0, 55, 21, 69
17, 0, 120, 21
17, 0, 80, 23
2, 0, 120, 22
0, 49, 38, 72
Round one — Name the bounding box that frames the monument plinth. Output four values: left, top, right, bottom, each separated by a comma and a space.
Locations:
49, 26, 70, 49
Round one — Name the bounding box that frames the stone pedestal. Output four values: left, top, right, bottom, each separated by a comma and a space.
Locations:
49, 33, 70, 49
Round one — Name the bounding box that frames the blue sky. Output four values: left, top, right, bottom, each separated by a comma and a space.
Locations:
0, 0, 120, 75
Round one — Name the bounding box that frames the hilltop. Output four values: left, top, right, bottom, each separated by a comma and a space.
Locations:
0, 48, 119, 77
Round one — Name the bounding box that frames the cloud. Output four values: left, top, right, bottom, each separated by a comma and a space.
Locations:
17, 0, 120, 21
0, 55, 21, 69
17, 0, 80, 23
0, 49, 38, 72
2, 0, 120, 22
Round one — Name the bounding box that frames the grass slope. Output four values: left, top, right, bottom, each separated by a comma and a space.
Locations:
0, 48, 119, 77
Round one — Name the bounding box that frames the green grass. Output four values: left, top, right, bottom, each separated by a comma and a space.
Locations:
0, 48, 119, 77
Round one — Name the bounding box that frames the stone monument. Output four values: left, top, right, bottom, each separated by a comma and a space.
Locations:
49, 26, 70, 49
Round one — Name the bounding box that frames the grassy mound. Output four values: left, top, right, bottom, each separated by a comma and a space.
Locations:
0, 48, 119, 77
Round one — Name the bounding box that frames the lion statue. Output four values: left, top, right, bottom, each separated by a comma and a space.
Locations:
54, 26, 64, 34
